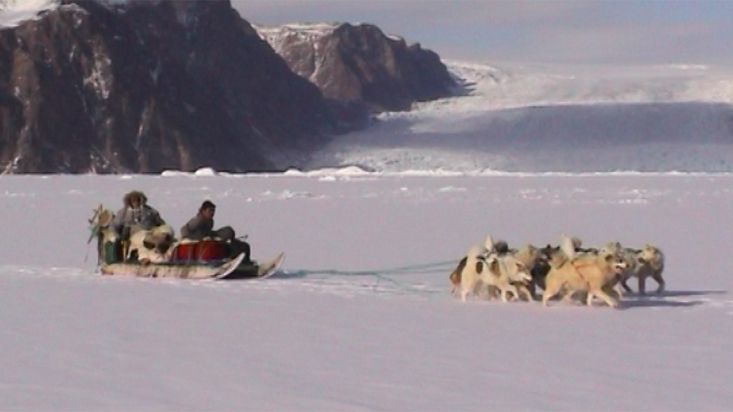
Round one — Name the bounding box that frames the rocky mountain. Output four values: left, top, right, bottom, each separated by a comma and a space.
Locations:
257, 23, 456, 112
0, 0, 335, 173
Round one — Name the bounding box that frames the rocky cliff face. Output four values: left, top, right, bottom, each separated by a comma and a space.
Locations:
257, 23, 456, 112
0, 0, 333, 173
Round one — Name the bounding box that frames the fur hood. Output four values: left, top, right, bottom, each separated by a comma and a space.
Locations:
123, 191, 148, 207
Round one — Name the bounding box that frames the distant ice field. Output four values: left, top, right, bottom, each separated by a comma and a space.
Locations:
308, 61, 733, 173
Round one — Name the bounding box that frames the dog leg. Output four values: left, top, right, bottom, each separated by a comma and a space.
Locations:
638, 276, 647, 295
560, 289, 576, 304
652, 272, 665, 294
542, 284, 561, 306
586, 291, 595, 306
592, 288, 619, 308
460, 288, 469, 302
613, 283, 624, 299
518, 285, 534, 302
600, 283, 621, 301
483, 285, 499, 300
476, 284, 492, 300
621, 278, 633, 293
506, 285, 521, 302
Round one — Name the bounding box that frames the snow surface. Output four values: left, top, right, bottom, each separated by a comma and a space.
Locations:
1, 172, 732, 410
0, 0, 57, 27
309, 61, 733, 173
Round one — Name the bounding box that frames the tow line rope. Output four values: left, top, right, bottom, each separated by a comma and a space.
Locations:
287, 259, 456, 296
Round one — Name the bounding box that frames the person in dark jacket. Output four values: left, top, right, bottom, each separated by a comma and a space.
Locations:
180, 200, 251, 263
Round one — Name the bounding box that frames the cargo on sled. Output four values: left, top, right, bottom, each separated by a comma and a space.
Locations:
88, 205, 284, 280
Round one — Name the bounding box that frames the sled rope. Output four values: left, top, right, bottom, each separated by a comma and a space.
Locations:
383, 259, 456, 274
370, 272, 443, 297
292, 259, 454, 277
288, 259, 454, 296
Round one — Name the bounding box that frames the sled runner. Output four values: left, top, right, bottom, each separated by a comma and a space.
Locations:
223, 252, 285, 279
101, 253, 245, 279
99, 251, 285, 280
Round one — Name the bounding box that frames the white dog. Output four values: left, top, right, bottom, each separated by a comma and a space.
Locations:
456, 245, 491, 302
449, 234, 510, 295
489, 253, 534, 301
460, 252, 533, 303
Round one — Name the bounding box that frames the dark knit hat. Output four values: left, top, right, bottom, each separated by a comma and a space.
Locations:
123, 191, 147, 207
200, 200, 216, 211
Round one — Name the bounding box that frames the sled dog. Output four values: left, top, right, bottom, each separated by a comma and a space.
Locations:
542, 251, 628, 308
513, 244, 547, 299
454, 242, 531, 302
621, 244, 665, 294
456, 245, 491, 302
449, 234, 508, 294
490, 253, 534, 301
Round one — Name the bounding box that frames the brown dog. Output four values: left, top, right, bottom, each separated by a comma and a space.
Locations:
542, 251, 628, 308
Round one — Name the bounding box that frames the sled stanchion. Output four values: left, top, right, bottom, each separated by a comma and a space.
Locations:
121, 239, 129, 262
199, 241, 209, 263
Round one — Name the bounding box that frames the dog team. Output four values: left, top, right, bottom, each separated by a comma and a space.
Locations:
449, 234, 665, 308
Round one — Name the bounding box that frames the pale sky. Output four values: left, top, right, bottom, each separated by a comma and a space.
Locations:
231, 0, 733, 67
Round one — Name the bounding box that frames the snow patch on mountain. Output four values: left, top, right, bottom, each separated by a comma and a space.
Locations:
0, 0, 58, 27
255, 23, 339, 54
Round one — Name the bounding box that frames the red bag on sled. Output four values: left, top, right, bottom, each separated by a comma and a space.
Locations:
173, 240, 230, 263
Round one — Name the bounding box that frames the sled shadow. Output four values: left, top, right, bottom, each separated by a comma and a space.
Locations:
276, 269, 377, 280
619, 290, 727, 309
271, 269, 309, 279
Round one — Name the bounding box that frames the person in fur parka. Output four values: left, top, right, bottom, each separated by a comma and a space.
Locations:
112, 191, 166, 238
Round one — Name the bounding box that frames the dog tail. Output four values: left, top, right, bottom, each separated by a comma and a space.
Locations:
449, 256, 468, 287
560, 234, 576, 260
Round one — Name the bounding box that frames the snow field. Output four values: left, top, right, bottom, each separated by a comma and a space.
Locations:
1, 173, 732, 410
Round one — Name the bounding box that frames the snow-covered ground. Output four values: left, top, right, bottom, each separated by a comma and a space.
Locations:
309, 61, 733, 173
1, 172, 732, 410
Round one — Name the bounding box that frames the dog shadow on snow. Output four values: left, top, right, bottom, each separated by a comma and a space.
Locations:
619, 290, 726, 310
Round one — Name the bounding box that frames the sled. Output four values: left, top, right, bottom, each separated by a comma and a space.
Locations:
100, 253, 245, 279
88, 205, 285, 280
